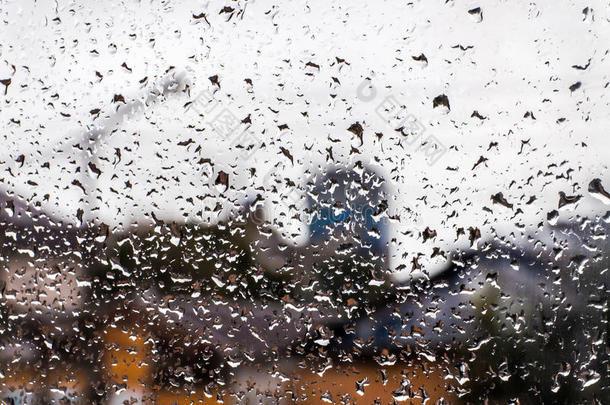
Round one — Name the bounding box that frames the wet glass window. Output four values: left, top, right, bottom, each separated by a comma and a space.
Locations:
0, 1, 608, 404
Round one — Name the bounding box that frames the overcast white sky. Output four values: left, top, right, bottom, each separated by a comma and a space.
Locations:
1, 0, 609, 276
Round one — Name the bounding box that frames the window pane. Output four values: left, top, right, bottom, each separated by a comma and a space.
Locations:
1, 1, 608, 403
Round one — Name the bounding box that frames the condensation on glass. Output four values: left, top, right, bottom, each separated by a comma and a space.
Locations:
0, 1, 608, 404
